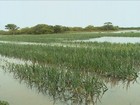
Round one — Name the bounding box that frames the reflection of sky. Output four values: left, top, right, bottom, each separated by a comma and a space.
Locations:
83, 36, 140, 44
0, 1, 140, 29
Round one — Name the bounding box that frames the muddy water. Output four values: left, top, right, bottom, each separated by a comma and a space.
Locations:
0, 56, 62, 105
0, 69, 62, 105
0, 55, 140, 105
97, 76, 140, 105
80, 37, 140, 44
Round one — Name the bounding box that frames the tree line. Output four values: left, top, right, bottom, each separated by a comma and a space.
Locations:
0, 22, 119, 35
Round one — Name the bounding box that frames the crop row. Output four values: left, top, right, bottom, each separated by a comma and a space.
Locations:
0, 42, 139, 79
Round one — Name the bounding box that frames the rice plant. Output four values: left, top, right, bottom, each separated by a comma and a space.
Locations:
4, 62, 107, 105
0, 42, 139, 80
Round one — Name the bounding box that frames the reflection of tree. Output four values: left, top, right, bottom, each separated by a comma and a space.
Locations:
102, 76, 137, 90
5, 63, 107, 105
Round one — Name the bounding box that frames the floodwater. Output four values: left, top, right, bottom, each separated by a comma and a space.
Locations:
113, 30, 140, 33
0, 41, 82, 48
97, 77, 140, 105
81, 37, 140, 44
0, 41, 62, 46
0, 55, 140, 105
0, 69, 62, 105
0, 55, 62, 105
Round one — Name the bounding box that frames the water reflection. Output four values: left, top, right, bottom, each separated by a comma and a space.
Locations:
102, 76, 137, 90
97, 76, 140, 105
80, 37, 140, 44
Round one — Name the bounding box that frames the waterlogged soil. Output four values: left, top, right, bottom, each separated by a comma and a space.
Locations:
0, 55, 140, 105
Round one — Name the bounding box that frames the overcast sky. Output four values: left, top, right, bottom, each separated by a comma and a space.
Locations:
0, 1, 140, 30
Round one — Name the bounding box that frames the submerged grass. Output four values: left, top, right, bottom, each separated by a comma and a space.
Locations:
4, 62, 107, 105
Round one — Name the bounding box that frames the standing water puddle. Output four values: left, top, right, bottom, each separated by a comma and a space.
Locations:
80, 37, 140, 44
0, 55, 140, 105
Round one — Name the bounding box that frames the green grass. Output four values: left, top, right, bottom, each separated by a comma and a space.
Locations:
0, 32, 140, 43
0, 42, 139, 79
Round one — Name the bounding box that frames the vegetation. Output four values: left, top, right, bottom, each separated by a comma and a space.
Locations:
1, 22, 140, 35
0, 22, 120, 35
0, 42, 139, 80
0, 101, 9, 105
4, 62, 107, 105
0, 32, 140, 105
5, 24, 19, 31
102, 22, 119, 30
5, 24, 19, 35
0, 32, 140, 43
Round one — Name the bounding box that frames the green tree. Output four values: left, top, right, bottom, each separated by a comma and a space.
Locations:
53, 25, 63, 33
102, 22, 118, 31
104, 22, 113, 26
84, 25, 94, 31
5, 24, 19, 31
31, 24, 54, 34
5, 24, 19, 34
70, 27, 83, 32
20, 27, 32, 34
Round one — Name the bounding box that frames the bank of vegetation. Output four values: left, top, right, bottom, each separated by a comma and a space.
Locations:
0, 101, 9, 105
0, 22, 119, 35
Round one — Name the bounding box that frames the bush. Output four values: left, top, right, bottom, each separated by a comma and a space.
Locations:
0, 101, 9, 105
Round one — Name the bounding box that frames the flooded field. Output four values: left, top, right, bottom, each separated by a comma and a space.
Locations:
0, 69, 61, 105
97, 76, 140, 105
0, 56, 62, 105
0, 41, 82, 48
113, 30, 140, 33
0, 32, 140, 105
79, 37, 140, 44
0, 55, 140, 105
